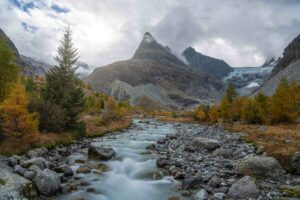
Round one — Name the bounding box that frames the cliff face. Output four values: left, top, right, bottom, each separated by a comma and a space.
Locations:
182, 47, 233, 80
87, 33, 225, 109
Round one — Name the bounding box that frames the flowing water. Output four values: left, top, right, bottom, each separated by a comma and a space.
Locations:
57, 119, 185, 200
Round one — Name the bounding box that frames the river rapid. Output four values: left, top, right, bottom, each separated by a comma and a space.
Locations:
57, 119, 185, 200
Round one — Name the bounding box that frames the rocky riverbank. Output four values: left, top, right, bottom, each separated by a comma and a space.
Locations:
153, 123, 300, 199
0, 119, 300, 199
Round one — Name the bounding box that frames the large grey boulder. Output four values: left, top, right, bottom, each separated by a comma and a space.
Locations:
228, 176, 259, 199
291, 151, 300, 174
21, 157, 47, 170
88, 143, 116, 160
35, 169, 61, 196
190, 137, 220, 151
235, 156, 284, 180
0, 162, 37, 199
194, 189, 208, 200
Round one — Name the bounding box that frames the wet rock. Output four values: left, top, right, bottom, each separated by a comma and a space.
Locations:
228, 176, 259, 199
145, 143, 157, 151
182, 176, 202, 190
156, 157, 168, 168
0, 162, 37, 199
76, 165, 91, 174
213, 148, 233, 158
14, 165, 27, 176
35, 169, 61, 196
190, 137, 220, 151
235, 156, 284, 180
194, 189, 208, 200
291, 151, 300, 174
21, 157, 47, 170
89, 163, 108, 172
88, 143, 116, 160
75, 159, 86, 163
54, 164, 74, 177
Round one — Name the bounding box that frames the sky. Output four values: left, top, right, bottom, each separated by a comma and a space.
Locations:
1, 0, 300, 68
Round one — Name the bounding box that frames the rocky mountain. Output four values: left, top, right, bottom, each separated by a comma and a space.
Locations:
254, 33, 300, 96
182, 47, 233, 79
0, 28, 49, 75
87, 32, 225, 109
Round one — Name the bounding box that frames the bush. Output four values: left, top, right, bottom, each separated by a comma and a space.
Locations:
29, 100, 66, 133
72, 121, 86, 139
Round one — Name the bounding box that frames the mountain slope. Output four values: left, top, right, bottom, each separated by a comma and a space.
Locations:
87, 32, 225, 109
182, 47, 233, 79
254, 33, 300, 96
0, 28, 49, 75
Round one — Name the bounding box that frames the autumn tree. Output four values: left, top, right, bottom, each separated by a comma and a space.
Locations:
0, 83, 38, 137
220, 83, 238, 122
270, 78, 297, 123
44, 26, 84, 131
209, 105, 219, 123
0, 38, 19, 102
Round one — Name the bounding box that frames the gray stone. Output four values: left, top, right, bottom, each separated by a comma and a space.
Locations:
23, 171, 36, 181
29, 165, 42, 175
88, 143, 115, 160
213, 193, 225, 200
194, 189, 208, 200
228, 176, 259, 199
35, 169, 61, 196
76, 165, 91, 174
191, 137, 220, 151
14, 165, 27, 176
213, 148, 233, 158
235, 156, 284, 180
22, 157, 47, 170
54, 164, 74, 177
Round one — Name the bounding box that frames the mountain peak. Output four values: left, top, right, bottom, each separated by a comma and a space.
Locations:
183, 47, 201, 56
142, 32, 156, 44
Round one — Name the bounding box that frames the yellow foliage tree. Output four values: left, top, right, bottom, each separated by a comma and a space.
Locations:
209, 106, 219, 123
0, 83, 38, 137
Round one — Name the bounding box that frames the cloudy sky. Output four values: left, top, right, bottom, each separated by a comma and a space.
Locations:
1, 0, 300, 68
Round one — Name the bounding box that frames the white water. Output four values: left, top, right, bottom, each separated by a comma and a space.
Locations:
57, 119, 185, 200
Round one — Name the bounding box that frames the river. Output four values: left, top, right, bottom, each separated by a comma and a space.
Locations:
57, 119, 185, 200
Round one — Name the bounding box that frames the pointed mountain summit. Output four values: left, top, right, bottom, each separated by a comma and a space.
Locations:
182, 47, 233, 79
87, 33, 225, 109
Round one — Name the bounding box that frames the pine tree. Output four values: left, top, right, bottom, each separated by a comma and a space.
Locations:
226, 82, 238, 104
0, 38, 19, 102
44, 26, 84, 131
0, 83, 38, 137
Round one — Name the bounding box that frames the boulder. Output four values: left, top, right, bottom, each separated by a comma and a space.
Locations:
156, 157, 168, 168
194, 189, 208, 200
89, 163, 108, 172
191, 137, 220, 151
213, 193, 225, 200
145, 143, 157, 151
213, 148, 233, 158
14, 165, 27, 176
21, 157, 47, 170
88, 143, 115, 160
182, 176, 202, 190
228, 176, 259, 199
76, 165, 91, 174
291, 151, 300, 174
35, 169, 61, 196
235, 156, 284, 180
54, 164, 74, 177
23, 171, 36, 181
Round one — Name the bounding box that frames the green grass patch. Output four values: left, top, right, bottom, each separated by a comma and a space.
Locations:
0, 178, 6, 185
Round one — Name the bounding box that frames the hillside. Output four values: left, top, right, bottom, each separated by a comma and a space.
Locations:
254, 33, 300, 96
87, 32, 225, 109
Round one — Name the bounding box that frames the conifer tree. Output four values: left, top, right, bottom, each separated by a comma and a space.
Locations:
0, 38, 19, 102
44, 26, 84, 130
0, 83, 38, 137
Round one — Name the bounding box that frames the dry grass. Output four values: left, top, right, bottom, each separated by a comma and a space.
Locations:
225, 123, 300, 171
84, 114, 132, 137
157, 116, 196, 123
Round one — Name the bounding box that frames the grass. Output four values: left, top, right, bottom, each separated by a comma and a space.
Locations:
0, 114, 132, 156
0, 178, 5, 185
225, 123, 300, 171
280, 187, 300, 197
157, 116, 196, 123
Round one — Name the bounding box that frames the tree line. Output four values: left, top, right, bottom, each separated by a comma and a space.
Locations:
194, 80, 300, 124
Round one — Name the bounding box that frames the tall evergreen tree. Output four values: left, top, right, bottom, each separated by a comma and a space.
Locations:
225, 82, 238, 104
0, 38, 19, 102
44, 26, 84, 130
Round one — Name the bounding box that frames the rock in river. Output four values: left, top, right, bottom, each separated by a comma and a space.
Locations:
235, 156, 284, 180
88, 143, 116, 160
35, 169, 61, 196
